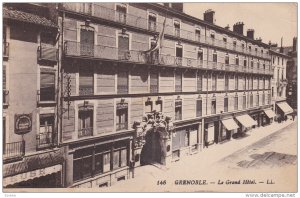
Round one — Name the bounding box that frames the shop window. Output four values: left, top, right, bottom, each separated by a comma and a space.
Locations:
196, 99, 202, 117
117, 70, 128, 94
73, 148, 93, 182
174, 20, 180, 37
78, 107, 93, 138
103, 152, 111, 172
195, 29, 201, 42
116, 4, 127, 23
211, 99, 216, 114
234, 95, 238, 110
150, 70, 159, 93
38, 114, 54, 148
116, 102, 128, 131
40, 71, 55, 102
197, 72, 202, 91
113, 148, 127, 170
148, 13, 157, 31
224, 97, 228, 112
79, 66, 94, 96
175, 99, 182, 120
175, 71, 182, 92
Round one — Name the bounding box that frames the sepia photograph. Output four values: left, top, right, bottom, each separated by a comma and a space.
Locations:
1, 2, 298, 194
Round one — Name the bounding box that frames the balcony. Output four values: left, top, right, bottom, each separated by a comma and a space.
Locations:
3, 42, 9, 58
3, 90, 9, 106
37, 45, 58, 62
79, 86, 94, 96
116, 122, 128, 131
78, 127, 93, 138
62, 3, 270, 60
3, 141, 25, 162
36, 132, 56, 149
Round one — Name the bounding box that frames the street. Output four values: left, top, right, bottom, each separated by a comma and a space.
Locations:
106, 119, 297, 192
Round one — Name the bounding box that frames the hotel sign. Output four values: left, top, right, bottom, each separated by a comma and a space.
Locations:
15, 114, 32, 135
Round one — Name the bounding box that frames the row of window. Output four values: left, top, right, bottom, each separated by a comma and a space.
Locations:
73, 3, 269, 57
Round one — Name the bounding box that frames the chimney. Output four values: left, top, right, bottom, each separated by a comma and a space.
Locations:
233, 22, 244, 35
293, 37, 297, 52
225, 24, 230, 30
247, 29, 254, 40
204, 9, 215, 24
280, 37, 284, 53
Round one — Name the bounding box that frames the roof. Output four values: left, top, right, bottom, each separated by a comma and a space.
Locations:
270, 47, 291, 58
3, 7, 58, 28
150, 3, 270, 48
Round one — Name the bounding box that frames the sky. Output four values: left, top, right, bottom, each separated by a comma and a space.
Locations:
184, 3, 297, 47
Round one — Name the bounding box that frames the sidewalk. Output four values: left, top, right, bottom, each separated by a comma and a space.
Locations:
107, 119, 296, 191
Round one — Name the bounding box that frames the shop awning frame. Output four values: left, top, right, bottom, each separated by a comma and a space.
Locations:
235, 114, 257, 128
264, 109, 276, 118
221, 118, 239, 131
277, 102, 294, 116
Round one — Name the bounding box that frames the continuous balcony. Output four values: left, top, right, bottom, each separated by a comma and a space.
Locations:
64, 41, 273, 75
37, 44, 58, 62
62, 3, 271, 60
3, 141, 25, 162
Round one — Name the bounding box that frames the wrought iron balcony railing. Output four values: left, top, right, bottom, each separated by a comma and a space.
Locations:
3, 141, 25, 161
62, 3, 271, 60
37, 45, 58, 62
78, 127, 93, 138
64, 41, 273, 75
36, 132, 56, 149
3, 42, 9, 58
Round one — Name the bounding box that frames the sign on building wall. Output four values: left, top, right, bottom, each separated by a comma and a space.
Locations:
15, 114, 32, 135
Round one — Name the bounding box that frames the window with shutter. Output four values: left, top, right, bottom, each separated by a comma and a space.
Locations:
118, 34, 129, 60
197, 72, 202, 92
175, 100, 182, 120
150, 70, 158, 93
80, 28, 94, 57
38, 114, 54, 148
196, 99, 202, 117
116, 103, 128, 131
78, 109, 93, 138
79, 67, 94, 95
116, 5, 127, 23
117, 70, 128, 94
224, 97, 228, 112
148, 13, 157, 31
40, 72, 55, 101
175, 71, 182, 92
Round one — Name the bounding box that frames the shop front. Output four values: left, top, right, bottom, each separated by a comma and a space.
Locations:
204, 116, 219, 147
235, 114, 257, 135
66, 135, 133, 188
3, 149, 64, 188
220, 117, 239, 141
276, 101, 294, 122
262, 109, 276, 126
249, 111, 262, 128
172, 123, 200, 161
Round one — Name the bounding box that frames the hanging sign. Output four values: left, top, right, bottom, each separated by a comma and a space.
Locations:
15, 114, 32, 135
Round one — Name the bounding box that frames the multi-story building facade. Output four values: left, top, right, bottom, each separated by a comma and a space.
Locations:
286, 37, 297, 110
270, 48, 293, 121
57, 3, 274, 188
3, 3, 64, 187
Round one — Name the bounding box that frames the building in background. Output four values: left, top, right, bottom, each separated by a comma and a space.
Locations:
58, 3, 274, 188
3, 3, 64, 188
286, 38, 297, 110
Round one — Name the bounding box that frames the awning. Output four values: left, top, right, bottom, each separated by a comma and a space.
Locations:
235, 114, 257, 128
277, 102, 294, 115
221, 118, 239, 131
264, 109, 276, 118
3, 149, 64, 187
